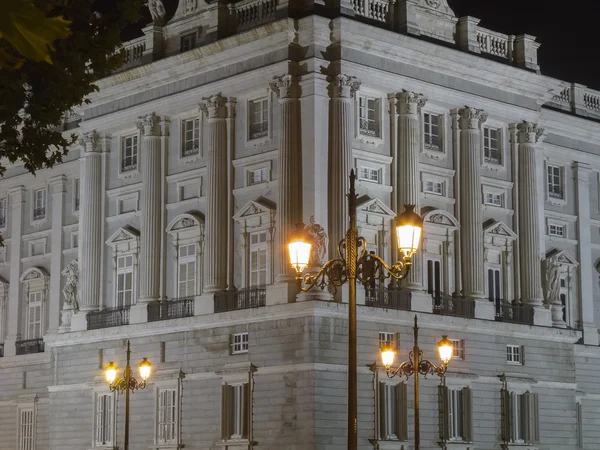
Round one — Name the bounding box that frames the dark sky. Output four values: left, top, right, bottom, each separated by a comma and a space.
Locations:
448, 0, 600, 90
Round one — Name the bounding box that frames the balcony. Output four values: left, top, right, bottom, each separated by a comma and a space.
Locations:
87, 306, 130, 330
15, 338, 44, 355
148, 298, 194, 322
494, 301, 534, 325
433, 294, 475, 319
365, 286, 411, 311
214, 287, 266, 313
33, 207, 46, 221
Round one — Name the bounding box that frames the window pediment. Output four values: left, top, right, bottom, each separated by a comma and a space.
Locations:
484, 219, 517, 246
106, 226, 140, 253
166, 211, 205, 236
233, 198, 275, 229
357, 196, 395, 227
546, 249, 578, 267
20, 267, 49, 284
423, 208, 460, 231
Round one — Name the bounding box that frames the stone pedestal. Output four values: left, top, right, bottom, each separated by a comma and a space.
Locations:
411, 291, 434, 313
474, 298, 495, 320
533, 305, 552, 327
129, 303, 148, 324
195, 294, 215, 316
266, 282, 300, 305
70, 311, 89, 332
58, 308, 74, 333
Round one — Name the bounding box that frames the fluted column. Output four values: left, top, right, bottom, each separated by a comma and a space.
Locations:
270, 75, 302, 282
137, 113, 163, 303
516, 122, 544, 308
78, 131, 103, 311
328, 74, 360, 259
396, 90, 426, 289
201, 94, 229, 293
48, 175, 66, 333
458, 107, 487, 300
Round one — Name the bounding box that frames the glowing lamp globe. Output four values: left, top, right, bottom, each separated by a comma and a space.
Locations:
437, 335, 453, 365
380, 345, 396, 369
395, 205, 423, 259
105, 362, 118, 384
139, 358, 152, 381
288, 224, 312, 274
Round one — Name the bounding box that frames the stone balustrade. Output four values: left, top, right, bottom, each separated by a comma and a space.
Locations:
118, 36, 146, 71
549, 83, 600, 119
234, 0, 278, 32
351, 0, 393, 24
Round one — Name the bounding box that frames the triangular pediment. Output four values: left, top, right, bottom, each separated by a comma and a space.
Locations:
233, 198, 276, 223
483, 220, 517, 240
357, 196, 396, 219
166, 211, 204, 234
546, 249, 578, 267
423, 209, 460, 229
20, 267, 49, 283
106, 226, 140, 246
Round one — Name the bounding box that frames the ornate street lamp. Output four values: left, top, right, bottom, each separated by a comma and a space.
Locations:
380, 315, 453, 450
104, 340, 152, 450
288, 170, 423, 450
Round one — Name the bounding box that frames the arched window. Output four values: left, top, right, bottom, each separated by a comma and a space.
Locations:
106, 226, 140, 308
19, 267, 49, 352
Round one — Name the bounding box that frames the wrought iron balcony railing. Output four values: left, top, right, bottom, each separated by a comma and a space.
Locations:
432, 294, 475, 319
365, 286, 411, 311
147, 298, 195, 322
33, 207, 46, 221
15, 338, 44, 355
494, 301, 534, 325
87, 306, 130, 330
214, 287, 266, 313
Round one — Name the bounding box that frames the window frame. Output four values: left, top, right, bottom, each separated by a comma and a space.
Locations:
249, 231, 268, 288
116, 255, 135, 308
423, 112, 443, 153
18, 407, 36, 450
152, 375, 183, 449
377, 381, 408, 441
484, 191, 504, 207
120, 133, 140, 175
357, 95, 382, 139
231, 332, 249, 355
548, 221, 566, 238
378, 331, 398, 350
73, 178, 80, 213
177, 243, 198, 299
180, 117, 201, 158
247, 97, 270, 142
482, 126, 502, 165
94, 392, 116, 447
32, 187, 47, 222
506, 344, 522, 365
546, 163, 566, 203
156, 388, 178, 445
450, 339, 465, 360
106, 227, 140, 310
0, 197, 8, 229
179, 32, 196, 52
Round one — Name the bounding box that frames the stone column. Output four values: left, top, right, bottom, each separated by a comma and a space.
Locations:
48, 175, 66, 334
516, 121, 551, 326
458, 107, 493, 319
201, 94, 229, 294
574, 162, 598, 344
388, 94, 399, 268
396, 90, 426, 291
450, 109, 462, 297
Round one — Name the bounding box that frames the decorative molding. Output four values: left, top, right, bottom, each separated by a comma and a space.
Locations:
200, 94, 227, 119
458, 106, 487, 130
327, 74, 361, 99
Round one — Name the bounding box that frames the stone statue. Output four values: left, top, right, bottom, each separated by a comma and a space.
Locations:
305, 216, 328, 267
62, 260, 79, 310
146, 0, 166, 25
543, 255, 560, 305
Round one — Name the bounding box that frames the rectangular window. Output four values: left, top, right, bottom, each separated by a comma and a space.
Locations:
249, 231, 267, 287
424, 113, 442, 151
116, 255, 134, 307
576, 402, 583, 448
378, 332, 397, 350
427, 259, 441, 303
424, 180, 444, 195
484, 192, 503, 207
231, 332, 249, 354
180, 33, 196, 52
548, 223, 565, 237
222, 383, 250, 440
0, 197, 6, 228
19, 409, 34, 450
178, 244, 196, 298
506, 345, 522, 365
451, 339, 465, 360
378, 382, 407, 441
502, 390, 538, 444
440, 386, 472, 443
487, 268, 501, 305
181, 118, 200, 157
358, 166, 381, 184
95, 394, 114, 446
248, 167, 269, 186
359, 96, 380, 138
560, 277, 568, 324
547, 165, 563, 199
249, 98, 269, 140
448, 389, 464, 440
157, 389, 177, 444
74, 178, 80, 211
33, 188, 47, 220
483, 127, 501, 164
121, 135, 138, 172
27, 292, 42, 340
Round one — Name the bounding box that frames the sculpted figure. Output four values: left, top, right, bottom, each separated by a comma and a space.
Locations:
305, 216, 328, 267
62, 260, 79, 310
146, 0, 166, 24
543, 255, 560, 305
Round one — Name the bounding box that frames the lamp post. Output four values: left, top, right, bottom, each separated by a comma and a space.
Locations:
288, 170, 423, 450
104, 340, 152, 450
380, 315, 453, 450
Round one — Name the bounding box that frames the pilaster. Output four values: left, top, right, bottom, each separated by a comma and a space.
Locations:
450, 109, 461, 297
48, 175, 66, 334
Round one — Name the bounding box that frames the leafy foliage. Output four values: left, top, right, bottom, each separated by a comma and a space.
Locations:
0, 0, 142, 176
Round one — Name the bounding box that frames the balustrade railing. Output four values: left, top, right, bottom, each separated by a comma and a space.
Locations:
352, 0, 392, 23
15, 338, 44, 355
148, 298, 195, 322
235, 0, 277, 32
433, 294, 475, 319
214, 287, 266, 313
494, 301, 534, 325
549, 83, 600, 118
365, 286, 411, 311
87, 306, 130, 330
117, 36, 146, 71
476, 29, 510, 58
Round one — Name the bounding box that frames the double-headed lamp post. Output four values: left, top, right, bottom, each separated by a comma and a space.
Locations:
381, 315, 453, 450
104, 340, 152, 450
288, 170, 423, 450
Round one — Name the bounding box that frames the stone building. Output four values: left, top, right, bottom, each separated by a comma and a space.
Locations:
0, 0, 600, 449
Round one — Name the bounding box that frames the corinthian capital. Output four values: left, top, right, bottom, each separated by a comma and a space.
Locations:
517, 121, 544, 144
397, 90, 427, 115
327, 74, 361, 99
136, 112, 162, 136
200, 94, 227, 119
269, 74, 299, 99
78, 130, 100, 153
458, 106, 487, 130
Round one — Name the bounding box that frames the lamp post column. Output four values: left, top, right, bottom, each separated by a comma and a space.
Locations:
412, 317, 421, 450
124, 341, 131, 450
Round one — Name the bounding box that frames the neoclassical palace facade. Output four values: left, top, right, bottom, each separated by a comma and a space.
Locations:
1, 0, 600, 449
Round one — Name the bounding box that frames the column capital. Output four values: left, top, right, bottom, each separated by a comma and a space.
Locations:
516, 121, 544, 144
200, 94, 228, 119
78, 130, 101, 153
136, 112, 162, 136
270, 75, 300, 99
458, 106, 487, 130
327, 74, 360, 99
396, 90, 427, 115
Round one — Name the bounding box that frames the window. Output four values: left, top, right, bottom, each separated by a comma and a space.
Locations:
249, 98, 268, 140
506, 345, 522, 365
547, 165, 563, 199
483, 127, 501, 164
71, 232, 79, 249
116, 255, 134, 307
358, 96, 380, 138
549, 223, 565, 238
221, 383, 250, 440
358, 166, 381, 184
231, 332, 249, 354
484, 192, 503, 207
378, 332, 397, 350
248, 167, 269, 186
33, 188, 46, 221
451, 339, 465, 360
19, 409, 34, 450
424, 113, 442, 151
0, 197, 7, 228
74, 178, 80, 211
27, 292, 42, 340
378, 382, 407, 441
503, 391, 539, 444
180, 33, 196, 52
157, 389, 177, 444
181, 118, 200, 157
121, 135, 138, 172
487, 268, 501, 305
424, 180, 443, 195
427, 259, 441, 303
560, 277, 568, 323
95, 394, 114, 447
576, 402, 583, 448
249, 231, 267, 287
440, 387, 472, 442
177, 244, 196, 298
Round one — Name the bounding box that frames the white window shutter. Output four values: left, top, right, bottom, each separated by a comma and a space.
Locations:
221, 384, 233, 440
501, 389, 511, 443
462, 387, 473, 442
438, 385, 449, 441
396, 382, 408, 441
96, 396, 104, 445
